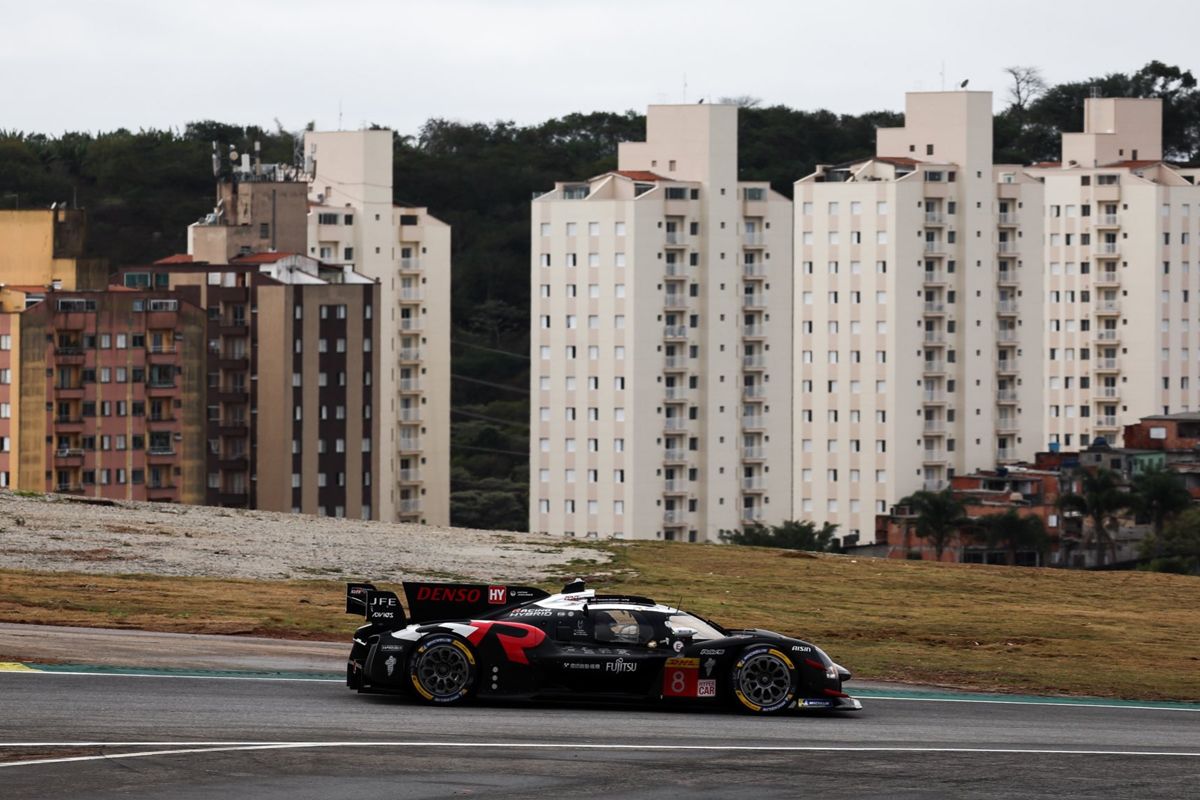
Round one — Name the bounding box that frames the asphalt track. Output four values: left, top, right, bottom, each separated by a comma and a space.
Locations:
1, 629, 1198, 798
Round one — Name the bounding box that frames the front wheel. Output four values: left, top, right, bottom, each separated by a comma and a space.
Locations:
409, 634, 477, 705
730, 646, 797, 714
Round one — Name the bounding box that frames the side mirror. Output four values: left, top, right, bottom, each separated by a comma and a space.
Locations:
671, 627, 697, 640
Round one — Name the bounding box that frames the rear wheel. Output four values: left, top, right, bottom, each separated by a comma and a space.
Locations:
731, 646, 797, 714
409, 634, 477, 705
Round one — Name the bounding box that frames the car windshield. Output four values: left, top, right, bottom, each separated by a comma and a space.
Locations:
665, 613, 726, 641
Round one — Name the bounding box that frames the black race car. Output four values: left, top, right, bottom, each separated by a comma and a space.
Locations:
345, 579, 861, 714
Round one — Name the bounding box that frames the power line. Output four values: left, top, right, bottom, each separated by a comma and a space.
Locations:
452, 339, 530, 360
453, 443, 529, 458
451, 408, 530, 429
451, 373, 530, 394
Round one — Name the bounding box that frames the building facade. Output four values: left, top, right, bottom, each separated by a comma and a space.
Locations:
530, 104, 793, 541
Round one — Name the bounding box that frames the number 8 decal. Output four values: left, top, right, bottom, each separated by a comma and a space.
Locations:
671, 670, 687, 694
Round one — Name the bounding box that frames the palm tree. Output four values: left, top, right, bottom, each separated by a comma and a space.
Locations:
977, 509, 1049, 566
1057, 469, 1129, 567
1130, 467, 1192, 556
899, 489, 969, 561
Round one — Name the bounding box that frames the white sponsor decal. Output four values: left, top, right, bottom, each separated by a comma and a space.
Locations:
605, 658, 637, 674
384, 656, 397, 677
697, 679, 716, 697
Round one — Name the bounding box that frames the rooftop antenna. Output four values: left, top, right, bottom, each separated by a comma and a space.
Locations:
682, 73, 687, 103
338, 99, 343, 131
1090, 85, 1101, 98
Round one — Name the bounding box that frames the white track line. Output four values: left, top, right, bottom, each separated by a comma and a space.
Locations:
0, 670, 341, 683
2, 742, 1199, 768
863, 695, 1200, 713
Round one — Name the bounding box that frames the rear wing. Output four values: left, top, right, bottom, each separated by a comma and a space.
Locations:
347, 581, 549, 625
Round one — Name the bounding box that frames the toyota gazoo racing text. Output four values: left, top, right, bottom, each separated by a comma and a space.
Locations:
345, 579, 861, 714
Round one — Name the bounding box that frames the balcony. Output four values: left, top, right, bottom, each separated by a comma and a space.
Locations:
399, 499, 421, 514
1096, 386, 1121, 399
663, 294, 688, 310
54, 415, 84, 427
53, 449, 84, 466
742, 294, 767, 309
146, 483, 177, 497
1095, 243, 1120, 256
742, 384, 766, 399
740, 509, 764, 523
743, 231, 765, 246
663, 479, 688, 494
665, 262, 686, 277
742, 263, 766, 278
922, 271, 947, 285
1094, 329, 1120, 343
398, 438, 422, 453
742, 415, 765, 429
665, 232, 685, 246
923, 241, 946, 255
923, 360, 946, 374
742, 446, 765, 460
741, 477, 765, 492
663, 325, 688, 340
996, 329, 1018, 343
54, 483, 84, 494
996, 448, 1017, 463
398, 288, 423, 302
1095, 214, 1120, 228
924, 211, 945, 226
663, 510, 685, 525
923, 479, 947, 491
398, 469, 421, 483
996, 416, 1019, 432
742, 325, 765, 338
1095, 358, 1120, 372
664, 356, 688, 370
1095, 415, 1120, 429
1094, 271, 1120, 287
1096, 300, 1121, 315
399, 407, 421, 422
742, 354, 766, 369
664, 448, 688, 462
923, 391, 948, 404
995, 359, 1018, 375
399, 258, 422, 272
54, 346, 86, 362
997, 242, 1017, 255
664, 418, 688, 432
923, 301, 947, 314
664, 386, 689, 401
997, 389, 1018, 403
922, 450, 946, 464
399, 318, 422, 332
998, 213, 1019, 226
399, 379, 421, 392
996, 269, 1018, 286
923, 420, 946, 434
398, 348, 422, 362
923, 330, 947, 345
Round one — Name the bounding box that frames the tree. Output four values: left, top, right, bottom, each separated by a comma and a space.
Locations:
1057, 469, 1129, 567
976, 509, 1049, 566
1140, 507, 1200, 574
899, 490, 969, 561
1004, 66, 1048, 114
1130, 467, 1192, 553
720, 519, 839, 552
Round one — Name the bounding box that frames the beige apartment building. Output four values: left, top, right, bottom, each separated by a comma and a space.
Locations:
530, 104, 793, 541
304, 130, 451, 525
796, 91, 1200, 543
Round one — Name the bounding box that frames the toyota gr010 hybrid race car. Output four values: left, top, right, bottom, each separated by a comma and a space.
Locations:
345, 579, 861, 714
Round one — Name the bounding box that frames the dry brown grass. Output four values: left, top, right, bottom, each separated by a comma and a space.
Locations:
2, 542, 1198, 700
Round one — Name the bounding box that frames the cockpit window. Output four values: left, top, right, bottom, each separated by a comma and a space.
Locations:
591, 609, 653, 644
665, 613, 725, 641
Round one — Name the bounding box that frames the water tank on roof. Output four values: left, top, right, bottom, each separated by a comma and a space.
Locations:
1049, 442, 1060, 453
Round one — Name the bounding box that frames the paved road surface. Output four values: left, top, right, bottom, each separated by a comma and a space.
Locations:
1, 625, 1197, 798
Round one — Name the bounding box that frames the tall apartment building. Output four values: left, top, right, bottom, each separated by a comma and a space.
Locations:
797, 91, 1200, 543
186, 134, 451, 524
2, 287, 208, 501
795, 91, 1045, 543
304, 130, 451, 525
1028, 97, 1200, 450
530, 104, 793, 541
114, 254, 382, 519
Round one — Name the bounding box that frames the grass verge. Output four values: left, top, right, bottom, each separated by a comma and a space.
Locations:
2, 543, 1198, 701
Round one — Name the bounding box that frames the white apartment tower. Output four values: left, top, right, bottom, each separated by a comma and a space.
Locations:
531, 104, 793, 541
1031, 97, 1200, 449
795, 91, 1045, 543
304, 130, 451, 525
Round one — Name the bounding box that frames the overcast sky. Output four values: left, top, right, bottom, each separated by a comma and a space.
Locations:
4, 0, 1195, 136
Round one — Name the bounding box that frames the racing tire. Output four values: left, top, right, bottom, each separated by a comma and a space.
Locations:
730, 645, 798, 714
408, 634, 478, 706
